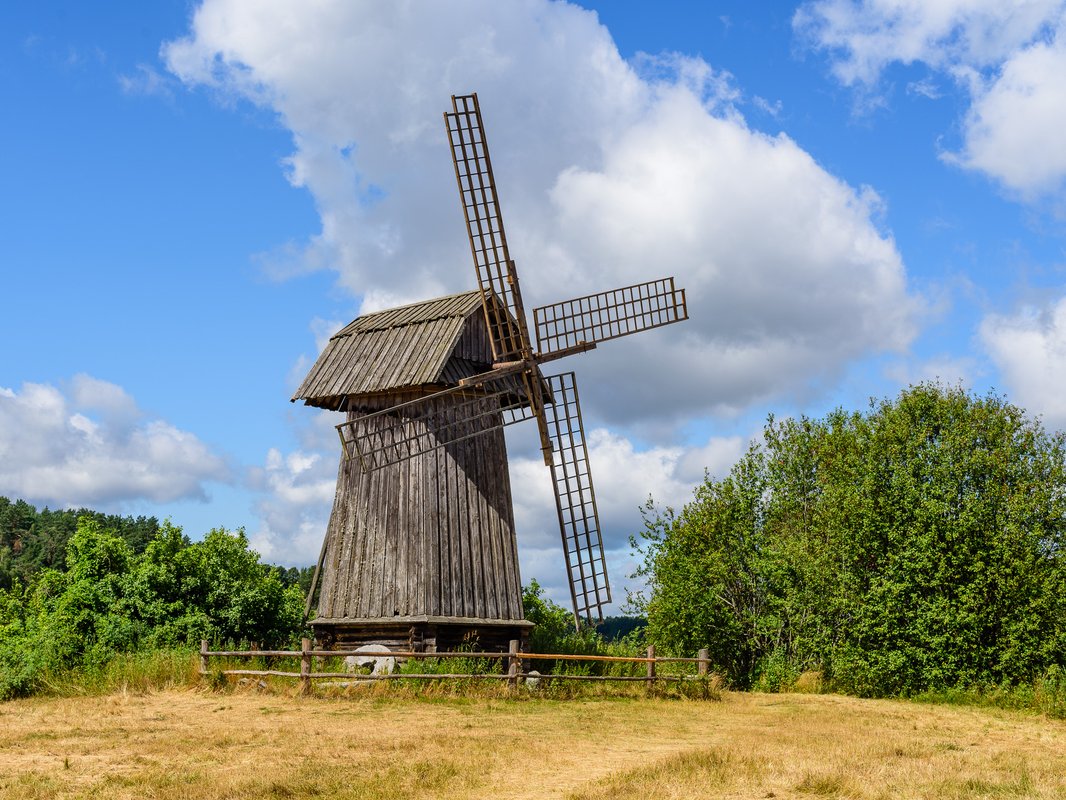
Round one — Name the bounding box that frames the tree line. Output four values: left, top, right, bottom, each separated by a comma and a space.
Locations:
631, 383, 1066, 696
0, 498, 160, 590
0, 515, 305, 699
0, 497, 316, 596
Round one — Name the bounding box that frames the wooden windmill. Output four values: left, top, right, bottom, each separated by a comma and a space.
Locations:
293, 94, 688, 652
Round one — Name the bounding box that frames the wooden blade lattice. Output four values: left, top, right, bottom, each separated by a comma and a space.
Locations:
336, 379, 536, 473
445, 94, 532, 362
543, 372, 611, 626
533, 277, 688, 355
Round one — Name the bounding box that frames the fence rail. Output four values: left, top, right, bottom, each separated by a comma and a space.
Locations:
200, 639, 711, 694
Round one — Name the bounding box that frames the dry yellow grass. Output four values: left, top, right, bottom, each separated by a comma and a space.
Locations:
1, 687, 1064, 799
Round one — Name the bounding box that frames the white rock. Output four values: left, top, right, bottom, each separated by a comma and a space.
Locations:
344, 644, 396, 675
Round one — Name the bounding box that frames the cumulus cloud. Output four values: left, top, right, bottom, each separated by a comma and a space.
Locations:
0, 375, 230, 508
247, 446, 337, 565
247, 408, 343, 565
795, 0, 1066, 197
947, 31, 1066, 197
165, 0, 919, 427
547, 87, 916, 422
794, 0, 1062, 84
980, 295, 1066, 430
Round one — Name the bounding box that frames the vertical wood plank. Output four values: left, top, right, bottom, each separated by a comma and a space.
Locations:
496, 427, 523, 618
427, 429, 442, 616
333, 456, 356, 618
343, 453, 364, 617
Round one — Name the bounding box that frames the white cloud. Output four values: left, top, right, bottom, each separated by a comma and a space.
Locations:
0, 376, 230, 508
883, 353, 976, 388
165, 0, 919, 426
796, 0, 1066, 197
247, 445, 336, 565
69, 373, 141, 430
947, 30, 1066, 196
794, 0, 1062, 84
247, 408, 343, 565
980, 295, 1066, 429
546, 87, 917, 421
906, 77, 942, 99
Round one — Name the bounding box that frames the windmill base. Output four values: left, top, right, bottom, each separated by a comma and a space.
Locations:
311, 615, 534, 654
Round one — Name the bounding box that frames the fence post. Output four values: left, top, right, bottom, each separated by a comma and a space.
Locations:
199, 639, 209, 676
507, 639, 520, 689
300, 637, 312, 695
646, 645, 656, 688
698, 647, 709, 677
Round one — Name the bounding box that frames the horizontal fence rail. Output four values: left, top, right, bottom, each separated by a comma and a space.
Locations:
199, 640, 712, 694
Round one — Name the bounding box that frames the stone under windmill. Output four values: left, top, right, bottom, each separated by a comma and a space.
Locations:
293, 94, 688, 652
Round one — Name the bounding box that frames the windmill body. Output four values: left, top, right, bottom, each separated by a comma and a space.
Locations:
295, 94, 688, 652
293, 291, 532, 650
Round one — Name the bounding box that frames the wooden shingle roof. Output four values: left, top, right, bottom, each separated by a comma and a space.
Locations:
292, 290, 496, 410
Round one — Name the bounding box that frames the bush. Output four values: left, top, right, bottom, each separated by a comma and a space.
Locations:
0, 518, 306, 699
633, 383, 1066, 697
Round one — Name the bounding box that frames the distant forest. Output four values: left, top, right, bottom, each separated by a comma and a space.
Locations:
0, 497, 314, 595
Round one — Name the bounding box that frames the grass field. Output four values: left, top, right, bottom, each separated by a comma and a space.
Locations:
2, 686, 1064, 799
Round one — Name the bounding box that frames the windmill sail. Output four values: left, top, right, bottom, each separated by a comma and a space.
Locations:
335, 376, 538, 472
445, 94, 532, 362
533, 277, 688, 355
543, 371, 610, 625
446, 93, 556, 465
297, 93, 690, 643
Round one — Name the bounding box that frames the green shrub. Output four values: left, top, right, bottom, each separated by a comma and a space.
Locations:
0, 517, 306, 699
633, 383, 1066, 697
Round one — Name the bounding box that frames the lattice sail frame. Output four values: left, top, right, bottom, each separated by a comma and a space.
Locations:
542, 373, 610, 623
445, 94, 532, 364
445, 94, 558, 468
335, 376, 537, 473
534, 277, 688, 355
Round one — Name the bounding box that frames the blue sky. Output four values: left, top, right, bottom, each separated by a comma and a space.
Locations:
4, 1, 1066, 609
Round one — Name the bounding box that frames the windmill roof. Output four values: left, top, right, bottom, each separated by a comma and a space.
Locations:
292, 290, 494, 409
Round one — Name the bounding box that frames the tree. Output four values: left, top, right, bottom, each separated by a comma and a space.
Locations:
0, 518, 305, 699
632, 383, 1066, 695
630, 445, 770, 687
0, 496, 161, 588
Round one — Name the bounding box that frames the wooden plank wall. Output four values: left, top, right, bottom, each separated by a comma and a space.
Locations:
316, 394, 524, 623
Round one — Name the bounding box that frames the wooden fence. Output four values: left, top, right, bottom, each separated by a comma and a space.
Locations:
200, 639, 711, 694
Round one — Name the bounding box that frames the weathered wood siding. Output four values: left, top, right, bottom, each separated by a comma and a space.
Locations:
316, 393, 524, 622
